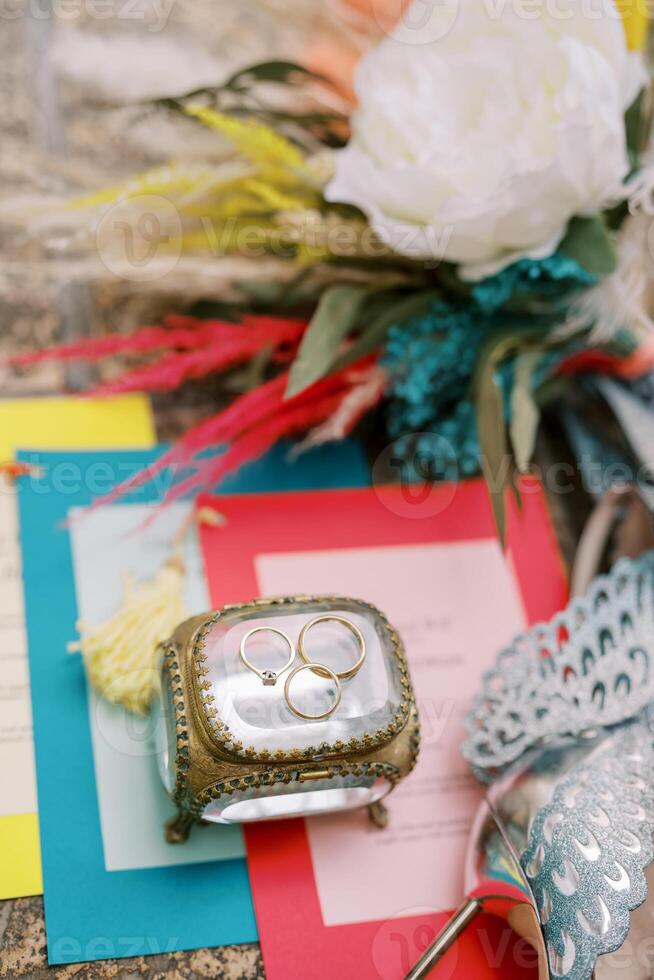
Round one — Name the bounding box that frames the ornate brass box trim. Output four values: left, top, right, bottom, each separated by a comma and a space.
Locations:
157, 595, 420, 842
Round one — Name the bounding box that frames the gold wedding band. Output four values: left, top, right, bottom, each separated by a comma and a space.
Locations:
284, 662, 342, 721
239, 626, 295, 686
298, 615, 366, 680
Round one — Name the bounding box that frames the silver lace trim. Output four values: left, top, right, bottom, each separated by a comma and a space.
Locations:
521, 724, 654, 980
463, 552, 654, 780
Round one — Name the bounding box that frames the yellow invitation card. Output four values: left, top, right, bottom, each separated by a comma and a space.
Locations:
0, 394, 154, 899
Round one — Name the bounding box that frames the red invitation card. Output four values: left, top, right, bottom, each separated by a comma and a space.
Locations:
198, 479, 567, 980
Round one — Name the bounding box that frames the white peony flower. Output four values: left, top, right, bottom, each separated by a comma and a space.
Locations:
325, 0, 646, 280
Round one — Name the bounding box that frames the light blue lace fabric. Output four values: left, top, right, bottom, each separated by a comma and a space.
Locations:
521, 723, 654, 980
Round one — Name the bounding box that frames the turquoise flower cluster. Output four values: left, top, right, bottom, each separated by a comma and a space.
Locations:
470, 254, 596, 314
382, 254, 594, 481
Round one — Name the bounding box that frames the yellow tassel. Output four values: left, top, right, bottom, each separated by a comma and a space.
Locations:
69, 508, 224, 714
69, 557, 186, 715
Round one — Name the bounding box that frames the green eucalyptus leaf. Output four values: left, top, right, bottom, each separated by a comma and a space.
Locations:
157, 63, 331, 113
625, 90, 645, 163
245, 343, 275, 391
235, 280, 286, 306
224, 61, 328, 91
285, 285, 370, 398
333, 290, 440, 372
510, 351, 541, 473
472, 331, 526, 547
475, 359, 510, 546
558, 216, 616, 278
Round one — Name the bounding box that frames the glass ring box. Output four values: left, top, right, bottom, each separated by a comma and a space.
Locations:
152, 595, 420, 840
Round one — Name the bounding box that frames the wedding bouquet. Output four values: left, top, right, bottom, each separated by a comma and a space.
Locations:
9, 0, 654, 534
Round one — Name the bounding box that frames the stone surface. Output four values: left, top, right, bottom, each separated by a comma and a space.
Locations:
0, 897, 264, 980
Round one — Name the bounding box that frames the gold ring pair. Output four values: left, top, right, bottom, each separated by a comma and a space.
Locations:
238, 615, 366, 721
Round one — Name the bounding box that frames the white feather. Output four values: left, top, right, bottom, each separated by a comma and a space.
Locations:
291, 365, 386, 455
565, 211, 654, 341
